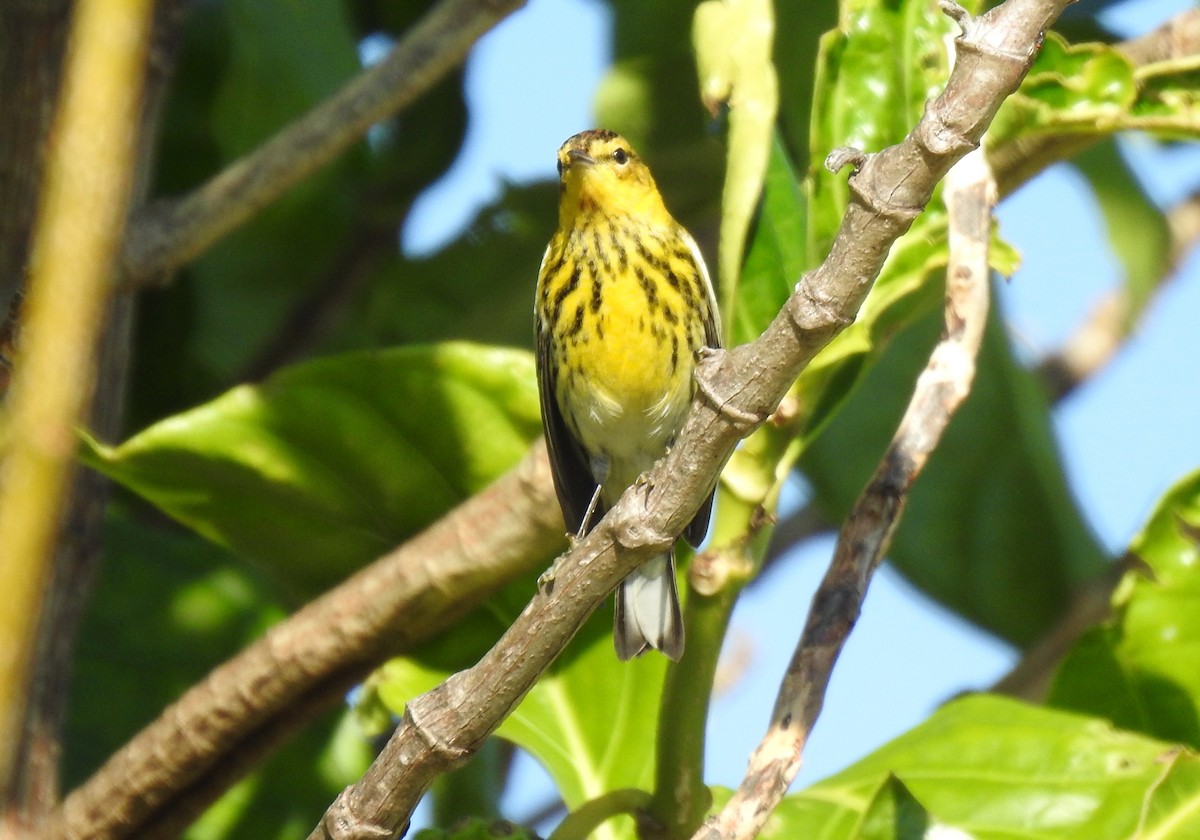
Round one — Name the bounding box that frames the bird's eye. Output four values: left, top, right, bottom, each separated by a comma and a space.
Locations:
612, 147, 629, 165
557, 158, 564, 176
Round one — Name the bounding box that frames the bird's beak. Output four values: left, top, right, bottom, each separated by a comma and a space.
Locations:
567, 149, 596, 168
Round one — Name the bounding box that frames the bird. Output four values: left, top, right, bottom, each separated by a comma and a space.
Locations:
534, 128, 721, 660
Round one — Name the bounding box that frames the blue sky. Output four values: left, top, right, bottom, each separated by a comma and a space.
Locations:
402, 0, 1200, 824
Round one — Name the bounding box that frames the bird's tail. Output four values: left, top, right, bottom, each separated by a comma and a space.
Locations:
614, 551, 684, 661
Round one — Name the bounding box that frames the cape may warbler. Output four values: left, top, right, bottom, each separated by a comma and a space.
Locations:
534, 129, 721, 661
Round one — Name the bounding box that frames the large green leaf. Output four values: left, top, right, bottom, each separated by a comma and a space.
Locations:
1050, 470, 1200, 749
751, 695, 1200, 839
729, 131, 808, 347
808, 0, 962, 259
802, 299, 1106, 645
82, 344, 542, 595
365, 589, 667, 840
66, 510, 374, 840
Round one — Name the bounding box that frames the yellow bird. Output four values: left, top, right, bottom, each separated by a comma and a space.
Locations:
534, 129, 721, 660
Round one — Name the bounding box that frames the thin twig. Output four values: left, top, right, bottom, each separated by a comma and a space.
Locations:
0, 0, 153, 800
238, 224, 399, 382
1036, 188, 1200, 400
44, 444, 564, 840
1119, 7, 1200, 67
308, 0, 1065, 835
119, 0, 525, 283
699, 146, 996, 840
991, 555, 1136, 701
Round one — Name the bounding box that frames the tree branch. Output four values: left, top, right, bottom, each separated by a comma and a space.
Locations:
43, 444, 564, 840
119, 0, 525, 283
701, 145, 996, 840
990, 6, 1200, 197
307, 0, 1064, 836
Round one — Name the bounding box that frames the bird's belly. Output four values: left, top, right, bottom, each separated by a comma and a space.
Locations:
563, 314, 693, 481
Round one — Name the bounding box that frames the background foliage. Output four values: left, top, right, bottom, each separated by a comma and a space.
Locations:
60, 0, 1200, 837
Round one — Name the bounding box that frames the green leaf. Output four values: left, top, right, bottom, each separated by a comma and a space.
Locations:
853, 775, 930, 840
1130, 59, 1200, 137
729, 131, 808, 346
1049, 470, 1200, 749
802, 299, 1107, 645
366, 591, 666, 840
693, 0, 779, 327
750, 695, 1200, 839
82, 344, 542, 595
988, 33, 1200, 173
809, 0, 962, 258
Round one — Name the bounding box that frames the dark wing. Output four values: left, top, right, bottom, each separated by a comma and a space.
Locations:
536, 324, 602, 536
680, 228, 721, 548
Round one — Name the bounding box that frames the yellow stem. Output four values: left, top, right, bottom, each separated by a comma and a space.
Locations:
0, 0, 152, 792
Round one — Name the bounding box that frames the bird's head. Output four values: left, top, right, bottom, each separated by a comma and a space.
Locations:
555, 129, 668, 227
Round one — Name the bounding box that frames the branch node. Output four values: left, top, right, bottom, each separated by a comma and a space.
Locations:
406, 702, 469, 764
847, 166, 925, 225
789, 272, 856, 333
824, 146, 867, 174
322, 791, 395, 840
915, 101, 979, 159
694, 349, 768, 432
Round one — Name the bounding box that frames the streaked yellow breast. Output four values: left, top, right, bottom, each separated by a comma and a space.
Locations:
536, 216, 712, 475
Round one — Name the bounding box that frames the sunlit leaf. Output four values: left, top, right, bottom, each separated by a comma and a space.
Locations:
82, 344, 542, 595
1050, 470, 1200, 749
748, 695, 1200, 839
809, 0, 962, 258
990, 32, 1200, 145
